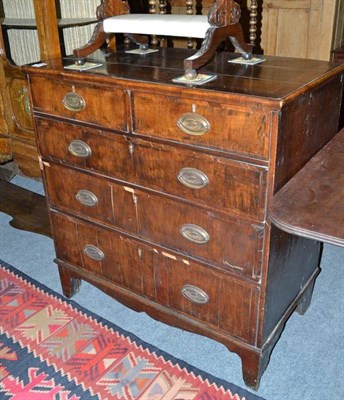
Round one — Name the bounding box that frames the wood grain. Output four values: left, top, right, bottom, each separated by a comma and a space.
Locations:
261, 0, 338, 61
270, 128, 344, 247
24, 47, 344, 390
0, 179, 51, 237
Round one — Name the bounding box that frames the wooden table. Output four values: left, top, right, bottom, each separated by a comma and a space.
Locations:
0, 179, 51, 237
270, 128, 344, 247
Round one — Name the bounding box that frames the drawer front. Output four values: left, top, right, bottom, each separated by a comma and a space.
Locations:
155, 256, 259, 344
37, 118, 267, 221
43, 163, 138, 233
36, 118, 135, 181
133, 92, 270, 159
133, 138, 267, 220
30, 76, 128, 131
51, 212, 259, 344
135, 191, 264, 279
50, 212, 156, 299
44, 164, 263, 279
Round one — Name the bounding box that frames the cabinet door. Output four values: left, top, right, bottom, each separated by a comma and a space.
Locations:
261, 0, 338, 60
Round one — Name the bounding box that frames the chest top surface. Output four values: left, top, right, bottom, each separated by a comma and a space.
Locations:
24, 48, 344, 104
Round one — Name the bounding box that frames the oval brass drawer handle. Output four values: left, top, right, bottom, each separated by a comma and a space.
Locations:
177, 113, 210, 136
68, 140, 92, 158
181, 284, 209, 304
83, 244, 105, 261
75, 189, 98, 207
180, 224, 210, 244
62, 92, 86, 112
177, 167, 209, 189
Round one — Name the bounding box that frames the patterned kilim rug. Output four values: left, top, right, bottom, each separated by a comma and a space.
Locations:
0, 260, 264, 400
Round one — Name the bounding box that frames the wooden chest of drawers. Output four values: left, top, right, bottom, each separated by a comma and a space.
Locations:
25, 49, 344, 389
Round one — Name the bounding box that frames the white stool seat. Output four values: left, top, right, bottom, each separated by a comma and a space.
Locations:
103, 14, 210, 39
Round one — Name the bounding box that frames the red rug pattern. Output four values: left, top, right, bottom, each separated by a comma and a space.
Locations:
0, 261, 263, 399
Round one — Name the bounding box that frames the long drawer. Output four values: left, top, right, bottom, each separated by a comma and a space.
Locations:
36, 118, 267, 220
29, 76, 128, 131
44, 163, 264, 279
51, 211, 259, 345
132, 91, 270, 159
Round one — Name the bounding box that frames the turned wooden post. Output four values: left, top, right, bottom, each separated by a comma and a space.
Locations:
186, 0, 195, 49
149, 0, 159, 46
159, 0, 168, 47
249, 0, 258, 47
159, 0, 167, 14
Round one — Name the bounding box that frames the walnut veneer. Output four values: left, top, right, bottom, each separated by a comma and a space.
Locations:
24, 48, 344, 389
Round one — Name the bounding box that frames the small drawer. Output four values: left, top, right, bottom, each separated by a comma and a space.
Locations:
43, 163, 138, 233
30, 76, 128, 131
51, 212, 259, 344
132, 92, 270, 159
36, 118, 135, 181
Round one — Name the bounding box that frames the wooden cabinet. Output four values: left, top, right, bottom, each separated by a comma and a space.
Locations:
0, 0, 97, 177
24, 48, 344, 389
0, 25, 37, 176
261, 0, 341, 60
